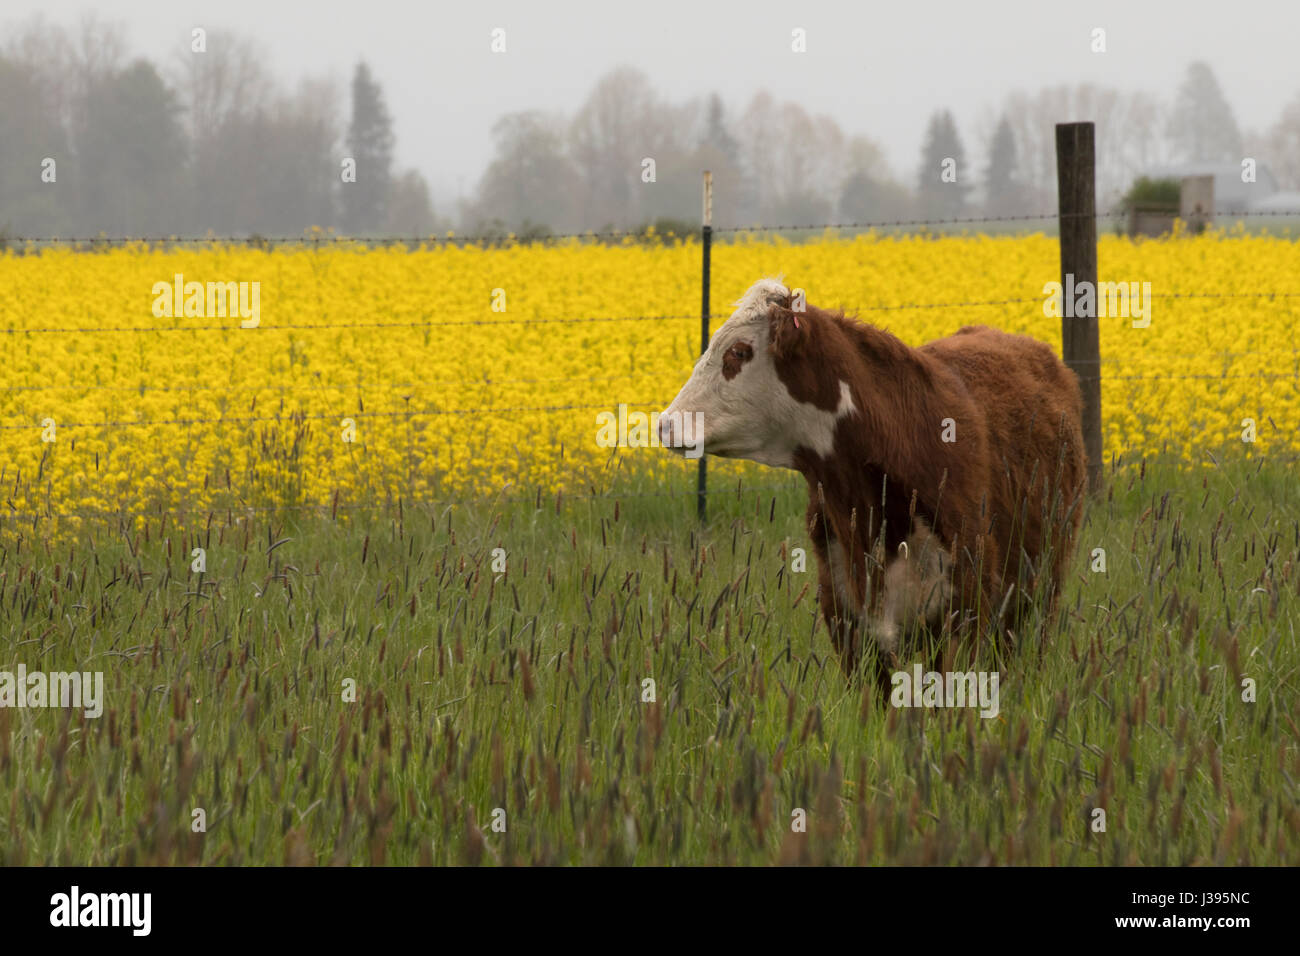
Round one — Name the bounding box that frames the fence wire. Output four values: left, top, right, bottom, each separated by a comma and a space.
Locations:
9, 203, 1298, 248
7, 291, 1300, 338
0, 401, 666, 431
2, 479, 808, 523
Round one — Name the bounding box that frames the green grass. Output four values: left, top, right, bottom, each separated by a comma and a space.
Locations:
1, 453, 1297, 865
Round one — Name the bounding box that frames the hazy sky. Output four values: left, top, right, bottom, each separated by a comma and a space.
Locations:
6, 0, 1297, 212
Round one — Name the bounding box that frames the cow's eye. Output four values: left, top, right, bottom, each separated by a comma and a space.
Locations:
722, 341, 753, 380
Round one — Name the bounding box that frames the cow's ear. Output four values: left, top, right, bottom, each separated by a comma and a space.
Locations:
768, 304, 805, 358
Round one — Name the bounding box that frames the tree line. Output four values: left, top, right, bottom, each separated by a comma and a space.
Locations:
467, 61, 1295, 234
0, 18, 435, 239
2, 16, 1295, 239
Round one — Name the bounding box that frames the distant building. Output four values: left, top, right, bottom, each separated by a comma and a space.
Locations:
1249, 190, 1300, 213
1141, 162, 1300, 214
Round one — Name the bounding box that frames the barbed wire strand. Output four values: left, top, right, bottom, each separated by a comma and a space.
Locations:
715, 208, 1300, 232
2, 480, 808, 522
0, 401, 668, 431
0, 371, 692, 394
8, 205, 1299, 248
0, 211, 1095, 247
7, 353, 1300, 399
7, 290, 1300, 337
0, 311, 702, 335
5, 368, 1300, 431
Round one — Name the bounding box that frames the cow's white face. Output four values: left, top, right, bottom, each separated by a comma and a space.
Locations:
659, 278, 857, 469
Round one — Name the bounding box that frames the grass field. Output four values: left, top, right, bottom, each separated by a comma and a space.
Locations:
2, 451, 1296, 865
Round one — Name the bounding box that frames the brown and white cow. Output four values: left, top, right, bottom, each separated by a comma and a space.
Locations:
660, 278, 1086, 680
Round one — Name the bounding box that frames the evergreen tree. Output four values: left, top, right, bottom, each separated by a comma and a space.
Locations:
983, 115, 1019, 216
701, 93, 738, 164
78, 60, 187, 234
343, 62, 394, 233
916, 110, 969, 218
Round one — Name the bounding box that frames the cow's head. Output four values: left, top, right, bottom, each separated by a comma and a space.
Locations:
659, 278, 857, 469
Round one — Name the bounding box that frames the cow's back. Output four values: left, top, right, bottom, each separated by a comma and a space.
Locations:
919, 325, 1086, 619
921, 326, 1079, 418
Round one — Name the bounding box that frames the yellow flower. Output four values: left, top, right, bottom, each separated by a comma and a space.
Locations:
2, 231, 1296, 526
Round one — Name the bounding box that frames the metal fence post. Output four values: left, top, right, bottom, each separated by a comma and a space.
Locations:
698, 171, 712, 522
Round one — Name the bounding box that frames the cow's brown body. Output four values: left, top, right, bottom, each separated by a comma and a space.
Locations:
769, 300, 1087, 677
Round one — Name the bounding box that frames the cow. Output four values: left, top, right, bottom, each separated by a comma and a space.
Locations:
659, 278, 1087, 683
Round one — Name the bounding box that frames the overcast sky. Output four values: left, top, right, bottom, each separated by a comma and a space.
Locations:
7, 0, 1297, 212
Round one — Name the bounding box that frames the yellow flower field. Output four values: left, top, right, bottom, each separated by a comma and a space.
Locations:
2, 231, 1297, 524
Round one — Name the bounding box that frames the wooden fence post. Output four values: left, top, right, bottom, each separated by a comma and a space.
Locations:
698, 171, 713, 521
1055, 123, 1103, 493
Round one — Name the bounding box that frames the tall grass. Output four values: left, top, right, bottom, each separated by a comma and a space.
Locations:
0, 454, 1296, 864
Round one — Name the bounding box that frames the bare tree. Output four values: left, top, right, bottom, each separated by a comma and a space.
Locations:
999, 84, 1170, 213
259, 77, 344, 232
467, 111, 583, 233
0, 53, 71, 233
2, 15, 131, 231
0, 16, 79, 134
569, 68, 682, 229
1258, 91, 1300, 190
172, 33, 275, 233
172, 31, 272, 144
736, 92, 856, 225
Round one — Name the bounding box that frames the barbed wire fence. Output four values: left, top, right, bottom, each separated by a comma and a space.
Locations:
0, 210, 1104, 249
4, 122, 1300, 526
4, 206, 1298, 250
3, 290, 1299, 341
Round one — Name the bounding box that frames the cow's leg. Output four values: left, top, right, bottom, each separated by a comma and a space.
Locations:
821, 532, 868, 677
823, 599, 865, 678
